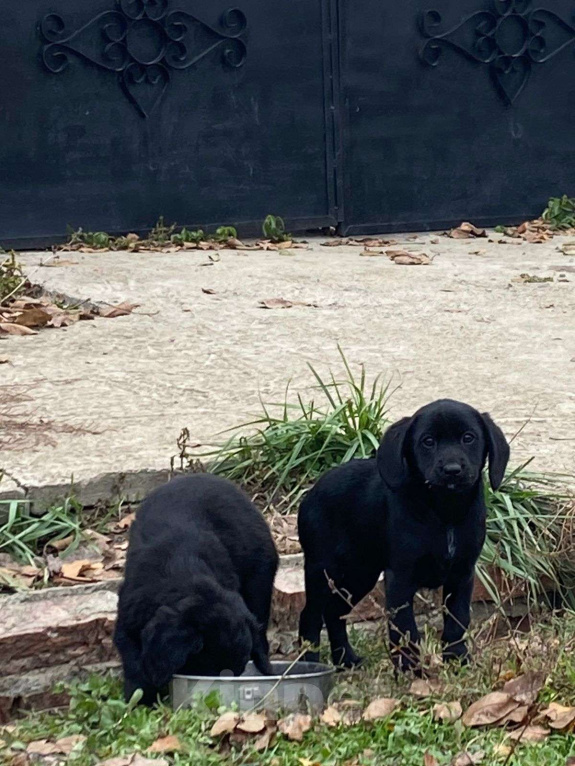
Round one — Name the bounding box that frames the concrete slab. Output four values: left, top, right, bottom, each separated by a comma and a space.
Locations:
1, 232, 573, 501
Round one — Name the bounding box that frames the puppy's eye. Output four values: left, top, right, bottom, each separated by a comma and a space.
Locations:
422, 436, 435, 448
462, 432, 476, 444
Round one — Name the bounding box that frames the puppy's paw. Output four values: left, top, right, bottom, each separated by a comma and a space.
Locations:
442, 644, 469, 667
332, 648, 364, 670
391, 647, 421, 675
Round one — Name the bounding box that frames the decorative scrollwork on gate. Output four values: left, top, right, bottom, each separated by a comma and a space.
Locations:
40, 0, 248, 117
419, 0, 575, 104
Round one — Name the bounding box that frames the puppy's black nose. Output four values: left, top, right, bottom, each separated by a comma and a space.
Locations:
443, 463, 463, 476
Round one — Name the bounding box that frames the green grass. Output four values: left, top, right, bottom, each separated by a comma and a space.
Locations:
542, 195, 575, 230
0, 251, 26, 303
179, 352, 575, 609
0, 497, 82, 566
188, 349, 392, 513
4, 616, 575, 765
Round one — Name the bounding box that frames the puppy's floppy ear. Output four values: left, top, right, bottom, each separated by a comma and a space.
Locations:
481, 412, 510, 490
141, 604, 203, 689
377, 416, 412, 490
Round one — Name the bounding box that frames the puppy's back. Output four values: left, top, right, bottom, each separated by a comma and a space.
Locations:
128, 473, 277, 576
298, 458, 383, 549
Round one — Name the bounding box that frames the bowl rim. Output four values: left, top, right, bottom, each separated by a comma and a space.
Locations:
172, 661, 335, 684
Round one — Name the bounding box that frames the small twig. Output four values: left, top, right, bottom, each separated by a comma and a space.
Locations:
244, 646, 309, 715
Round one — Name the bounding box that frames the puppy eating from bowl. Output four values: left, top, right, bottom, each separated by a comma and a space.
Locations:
298, 398, 509, 672
114, 473, 278, 705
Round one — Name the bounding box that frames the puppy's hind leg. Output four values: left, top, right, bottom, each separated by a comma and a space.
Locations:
324, 571, 380, 669
298, 564, 326, 663
242, 559, 277, 675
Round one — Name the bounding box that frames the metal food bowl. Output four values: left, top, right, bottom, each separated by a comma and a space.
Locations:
171, 660, 335, 714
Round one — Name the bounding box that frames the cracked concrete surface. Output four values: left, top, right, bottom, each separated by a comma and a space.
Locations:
0, 232, 573, 505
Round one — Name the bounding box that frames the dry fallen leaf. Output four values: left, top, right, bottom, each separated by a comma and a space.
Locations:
320, 706, 342, 727
386, 249, 431, 265
424, 752, 439, 766
503, 671, 546, 706
237, 713, 267, 734
113, 513, 135, 531
100, 302, 140, 318
278, 714, 312, 741
26, 740, 60, 755
0, 357, 10, 364
461, 692, 519, 728
258, 298, 294, 309
493, 743, 512, 759
253, 726, 276, 752
99, 757, 169, 766
433, 701, 463, 723
449, 222, 487, 239
60, 559, 98, 579
500, 705, 529, 725
45, 533, 75, 553
559, 243, 575, 256
452, 751, 485, 766
566, 758, 575, 766
540, 702, 575, 730
210, 711, 240, 737
362, 697, 400, 722
0, 323, 37, 336
147, 735, 181, 753
410, 679, 440, 698
202, 288, 216, 295
13, 308, 51, 328
508, 725, 549, 743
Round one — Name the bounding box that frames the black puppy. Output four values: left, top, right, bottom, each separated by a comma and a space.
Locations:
298, 399, 509, 671
114, 474, 279, 705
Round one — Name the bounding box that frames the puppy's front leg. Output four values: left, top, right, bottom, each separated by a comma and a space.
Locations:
384, 570, 419, 673
441, 571, 474, 664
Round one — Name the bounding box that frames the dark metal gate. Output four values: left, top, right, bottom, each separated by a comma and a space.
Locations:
1, 0, 339, 247
338, 0, 575, 234
1, 0, 574, 245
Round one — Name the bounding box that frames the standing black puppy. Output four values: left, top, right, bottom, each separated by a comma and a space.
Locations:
114, 474, 278, 705
298, 399, 509, 671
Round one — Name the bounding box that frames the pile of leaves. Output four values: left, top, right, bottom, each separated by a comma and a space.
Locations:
0, 500, 134, 592
447, 196, 575, 244
206, 670, 575, 763
0, 252, 139, 338
61, 216, 306, 254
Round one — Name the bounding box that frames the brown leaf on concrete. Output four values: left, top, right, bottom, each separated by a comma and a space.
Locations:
389, 251, 431, 265
503, 671, 546, 706
278, 713, 312, 741
0, 323, 37, 336
449, 222, 487, 239
147, 735, 182, 753
461, 692, 519, 728
13, 308, 51, 328
99, 302, 140, 318
259, 298, 294, 309
362, 698, 400, 721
